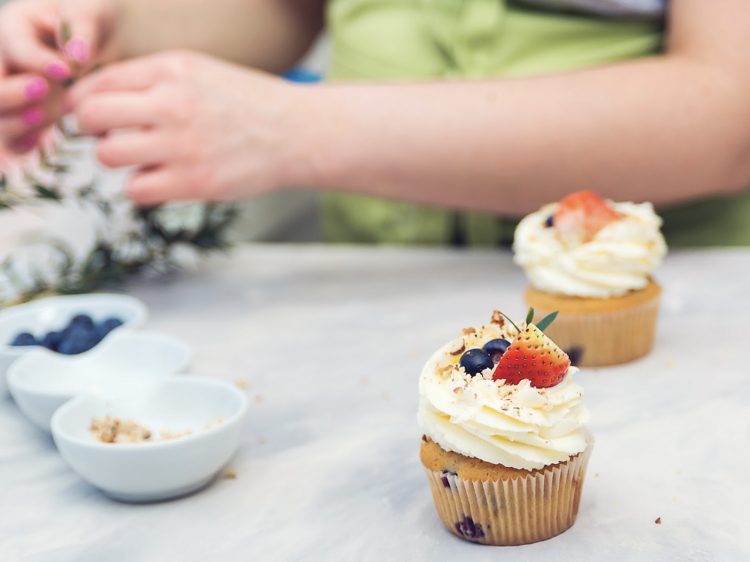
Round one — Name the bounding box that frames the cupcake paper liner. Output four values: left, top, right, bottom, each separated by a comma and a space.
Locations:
527, 295, 661, 367
423, 432, 594, 546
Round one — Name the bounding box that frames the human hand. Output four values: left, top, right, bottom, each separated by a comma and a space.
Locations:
67, 50, 317, 205
0, 0, 116, 154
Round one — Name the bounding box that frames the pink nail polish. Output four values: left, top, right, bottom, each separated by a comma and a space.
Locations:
46, 62, 71, 80
66, 39, 89, 63
22, 108, 44, 127
23, 78, 49, 101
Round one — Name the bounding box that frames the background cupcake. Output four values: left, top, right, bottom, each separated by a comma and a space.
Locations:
513, 191, 667, 367
419, 311, 593, 546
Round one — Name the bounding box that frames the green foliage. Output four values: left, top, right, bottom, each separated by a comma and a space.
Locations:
0, 128, 237, 305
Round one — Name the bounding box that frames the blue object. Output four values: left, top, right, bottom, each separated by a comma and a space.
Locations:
96, 318, 124, 340
282, 68, 322, 83
459, 349, 494, 376
10, 332, 38, 347
68, 314, 95, 332
483, 339, 511, 363
41, 331, 63, 352
545, 215, 554, 228
57, 329, 100, 355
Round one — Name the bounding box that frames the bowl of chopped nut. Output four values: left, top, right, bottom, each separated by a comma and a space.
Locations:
7, 329, 191, 431
50, 376, 247, 502
0, 294, 148, 398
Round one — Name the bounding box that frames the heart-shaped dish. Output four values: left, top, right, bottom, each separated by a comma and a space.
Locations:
51, 376, 247, 502
0, 294, 148, 397
7, 329, 191, 431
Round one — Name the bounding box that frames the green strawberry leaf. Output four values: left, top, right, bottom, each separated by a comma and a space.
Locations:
536, 311, 559, 332
525, 307, 534, 326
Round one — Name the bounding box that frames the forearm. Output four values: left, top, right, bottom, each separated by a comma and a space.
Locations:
113, 0, 324, 72
304, 56, 750, 216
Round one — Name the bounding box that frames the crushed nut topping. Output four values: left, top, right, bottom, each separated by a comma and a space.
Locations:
90, 415, 226, 444
490, 311, 506, 327
447, 338, 466, 356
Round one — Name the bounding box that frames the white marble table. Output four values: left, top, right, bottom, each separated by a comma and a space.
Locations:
1, 245, 748, 561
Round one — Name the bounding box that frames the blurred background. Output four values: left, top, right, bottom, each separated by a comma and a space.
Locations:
0, 0, 327, 244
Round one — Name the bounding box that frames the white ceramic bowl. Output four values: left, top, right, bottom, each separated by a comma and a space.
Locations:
0, 294, 148, 398
51, 376, 247, 502
7, 330, 191, 432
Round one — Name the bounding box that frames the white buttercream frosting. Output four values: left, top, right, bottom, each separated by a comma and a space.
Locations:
418, 323, 590, 471
513, 201, 667, 298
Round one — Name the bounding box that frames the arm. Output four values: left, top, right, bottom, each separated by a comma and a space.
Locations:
303, 0, 750, 215
114, 0, 325, 72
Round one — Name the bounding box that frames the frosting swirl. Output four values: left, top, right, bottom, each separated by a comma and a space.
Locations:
513, 201, 667, 298
418, 323, 590, 471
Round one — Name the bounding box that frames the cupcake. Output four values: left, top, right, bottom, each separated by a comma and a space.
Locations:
419, 310, 593, 546
513, 191, 667, 367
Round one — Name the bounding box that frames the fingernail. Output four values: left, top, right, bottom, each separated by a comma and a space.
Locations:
23, 78, 49, 101
22, 108, 44, 127
46, 62, 72, 80
66, 38, 89, 63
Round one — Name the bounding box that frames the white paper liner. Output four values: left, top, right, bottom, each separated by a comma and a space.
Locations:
529, 296, 661, 367
424, 431, 594, 546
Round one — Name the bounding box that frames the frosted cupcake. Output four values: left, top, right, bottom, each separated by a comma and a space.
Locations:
513, 191, 667, 367
419, 310, 593, 546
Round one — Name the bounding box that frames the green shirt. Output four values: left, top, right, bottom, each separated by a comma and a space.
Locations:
323, 0, 750, 246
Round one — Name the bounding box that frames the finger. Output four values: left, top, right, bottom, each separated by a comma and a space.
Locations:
0, 74, 49, 111
0, 13, 72, 80
0, 106, 46, 138
75, 91, 159, 135
68, 58, 164, 106
128, 165, 212, 205
60, 2, 110, 65
7, 131, 43, 154
96, 131, 173, 168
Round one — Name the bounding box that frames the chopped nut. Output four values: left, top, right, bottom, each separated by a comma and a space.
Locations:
461, 327, 476, 336
90, 415, 224, 444
224, 469, 237, 479
453, 387, 464, 395
447, 338, 466, 356
490, 311, 506, 327
655, 517, 662, 525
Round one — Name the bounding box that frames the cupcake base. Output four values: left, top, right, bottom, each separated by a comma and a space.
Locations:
420, 434, 594, 546
524, 280, 662, 367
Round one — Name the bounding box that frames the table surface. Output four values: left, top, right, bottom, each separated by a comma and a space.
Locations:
1, 245, 748, 562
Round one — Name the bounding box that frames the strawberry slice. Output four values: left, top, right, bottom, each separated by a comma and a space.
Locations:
553, 190, 622, 246
492, 324, 570, 388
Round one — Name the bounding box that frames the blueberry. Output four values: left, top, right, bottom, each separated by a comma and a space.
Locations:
566, 346, 584, 366
10, 332, 38, 347
57, 330, 100, 355
459, 349, 494, 376
483, 338, 511, 363
68, 314, 95, 332
455, 516, 485, 540
41, 331, 63, 351
545, 215, 554, 228
440, 470, 457, 488
96, 317, 124, 339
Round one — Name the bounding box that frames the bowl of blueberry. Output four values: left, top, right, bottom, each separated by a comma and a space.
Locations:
7, 329, 191, 432
0, 294, 148, 397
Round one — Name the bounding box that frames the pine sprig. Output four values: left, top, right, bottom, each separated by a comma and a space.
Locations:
0, 127, 237, 305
